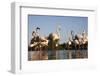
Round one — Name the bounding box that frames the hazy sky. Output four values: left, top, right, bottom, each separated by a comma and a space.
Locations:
28, 15, 88, 44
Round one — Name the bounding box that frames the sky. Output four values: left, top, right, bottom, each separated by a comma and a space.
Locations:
28, 15, 88, 44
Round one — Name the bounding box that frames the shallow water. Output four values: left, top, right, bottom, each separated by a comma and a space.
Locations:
28, 50, 88, 60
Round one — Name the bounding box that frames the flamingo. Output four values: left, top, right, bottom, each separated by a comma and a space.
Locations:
48, 25, 61, 49
67, 30, 88, 50
67, 37, 72, 50
48, 25, 61, 41
74, 30, 88, 50
29, 27, 49, 48
48, 25, 61, 59
29, 26, 49, 60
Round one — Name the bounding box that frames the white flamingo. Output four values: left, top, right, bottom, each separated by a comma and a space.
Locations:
82, 30, 88, 44
67, 30, 88, 50
30, 27, 49, 48
74, 30, 88, 49
48, 25, 61, 59
29, 27, 49, 60
48, 25, 61, 41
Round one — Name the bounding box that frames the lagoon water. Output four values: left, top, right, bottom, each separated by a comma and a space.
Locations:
28, 50, 88, 60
